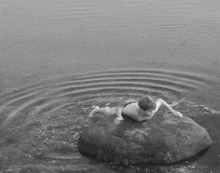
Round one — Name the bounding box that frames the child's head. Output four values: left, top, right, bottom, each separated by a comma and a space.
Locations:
138, 96, 156, 111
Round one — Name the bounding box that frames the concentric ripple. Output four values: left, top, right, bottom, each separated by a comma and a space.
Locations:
0, 69, 220, 173
0, 69, 212, 127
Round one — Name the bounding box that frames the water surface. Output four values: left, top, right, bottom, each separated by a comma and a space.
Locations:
1, 0, 220, 172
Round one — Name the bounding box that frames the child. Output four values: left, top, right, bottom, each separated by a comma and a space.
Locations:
89, 96, 183, 124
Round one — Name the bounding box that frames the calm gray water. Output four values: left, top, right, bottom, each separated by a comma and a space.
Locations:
1, 0, 220, 172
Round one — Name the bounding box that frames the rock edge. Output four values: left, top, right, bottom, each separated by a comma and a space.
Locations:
78, 113, 212, 164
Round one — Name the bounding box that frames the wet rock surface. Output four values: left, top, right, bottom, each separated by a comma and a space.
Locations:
78, 112, 212, 165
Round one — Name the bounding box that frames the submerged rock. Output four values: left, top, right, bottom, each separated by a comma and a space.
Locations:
78, 112, 212, 164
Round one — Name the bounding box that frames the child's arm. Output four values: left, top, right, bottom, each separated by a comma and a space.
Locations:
114, 106, 124, 124
150, 99, 183, 118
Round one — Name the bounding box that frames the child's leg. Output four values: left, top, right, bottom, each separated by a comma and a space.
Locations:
89, 106, 117, 117
89, 106, 125, 125
89, 106, 100, 117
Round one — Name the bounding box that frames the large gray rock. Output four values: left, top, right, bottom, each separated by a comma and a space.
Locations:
78, 112, 212, 165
